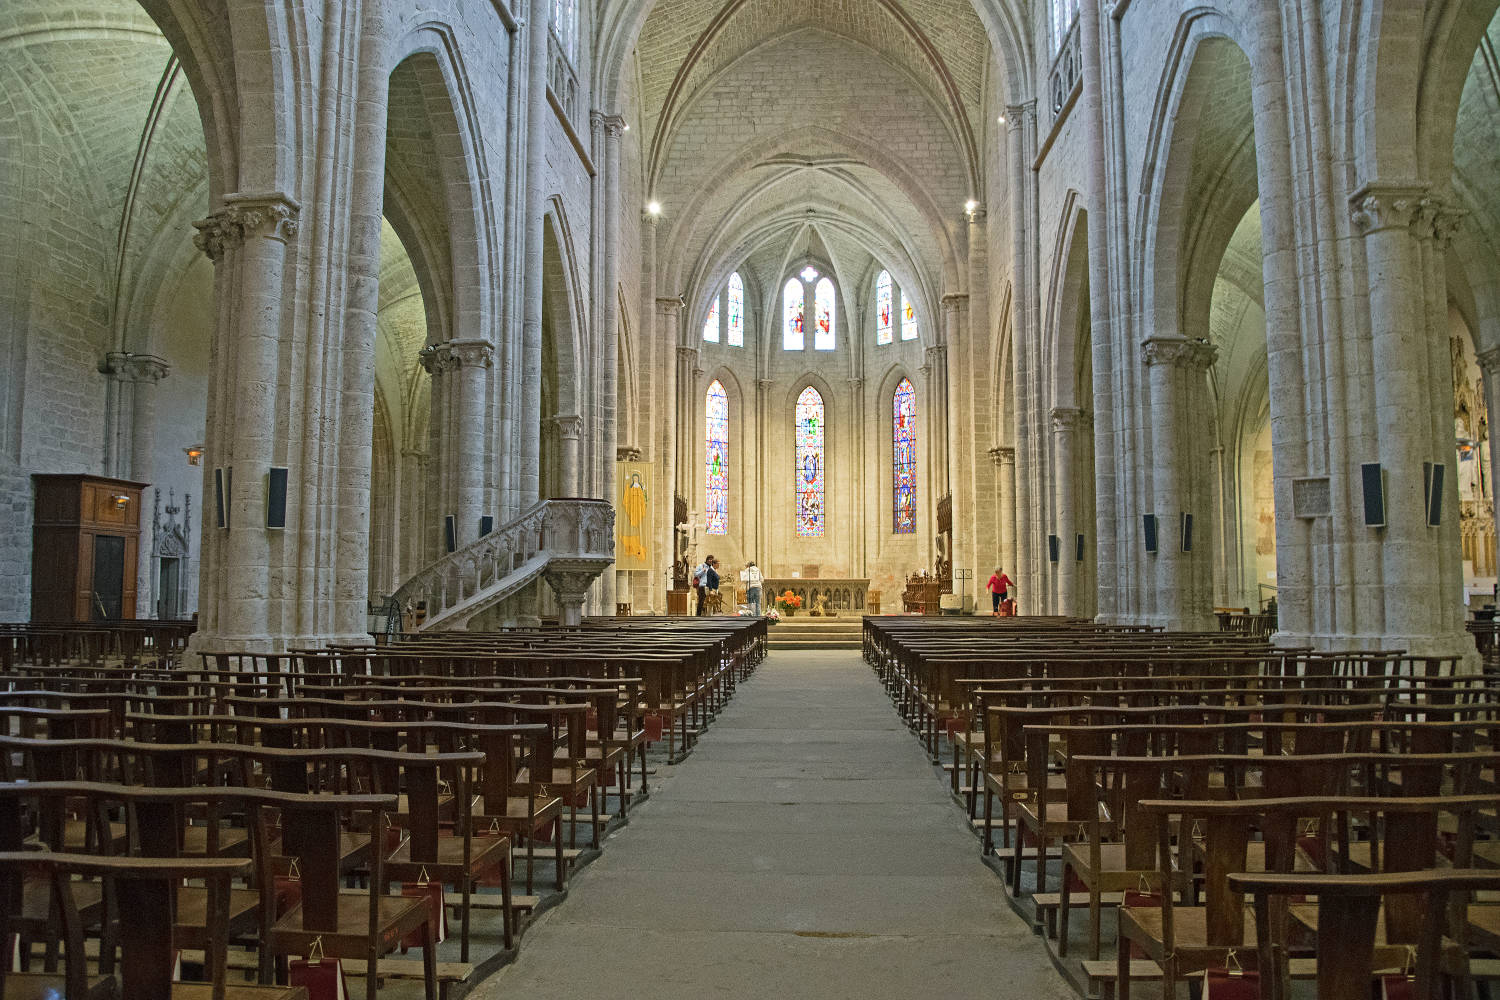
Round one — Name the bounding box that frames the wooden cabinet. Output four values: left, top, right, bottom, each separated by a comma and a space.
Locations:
31, 475, 147, 622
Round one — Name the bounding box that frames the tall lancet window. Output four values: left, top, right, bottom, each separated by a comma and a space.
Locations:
783, 279, 805, 350
875, 270, 893, 345
795, 386, 825, 536
901, 289, 919, 341
814, 277, 836, 350
706, 381, 729, 535
726, 272, 744, 346
702, 298, 720, 343
892, 378, 918, 534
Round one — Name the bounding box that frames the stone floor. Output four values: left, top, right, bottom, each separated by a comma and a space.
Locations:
470, 649, 1076, 1000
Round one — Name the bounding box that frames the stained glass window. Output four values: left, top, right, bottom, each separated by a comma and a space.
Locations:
706, 380, 728, 535
783, 279, 805, 350
893, 378, 917, 534
876, 270, 893, 345
901, 289, 918, 341
727, 272, 744, 346
702, 298, 720, 343
814, 277, 836, 351
795, 386, 825, 536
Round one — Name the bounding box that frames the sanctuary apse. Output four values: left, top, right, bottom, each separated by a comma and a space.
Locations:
0, 0, 1496, 660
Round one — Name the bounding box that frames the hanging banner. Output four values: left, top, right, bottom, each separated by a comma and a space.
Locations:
616, 461, 654, 571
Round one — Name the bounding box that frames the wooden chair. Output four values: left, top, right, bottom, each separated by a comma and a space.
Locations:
1232, 869, 1500, 1000
1116, 794, 1492, 999
0, 850, 305, 1000
263, 790, 439, 1000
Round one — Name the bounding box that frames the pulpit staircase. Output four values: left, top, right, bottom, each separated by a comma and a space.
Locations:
391, 498, 614, 631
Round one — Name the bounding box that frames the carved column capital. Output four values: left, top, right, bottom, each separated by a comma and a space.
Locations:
100, 352, 170, 383
965, 207, 987, 224
1051, 406, 1083, 433
194, 191, 300, 261
925, 345, 947, 369
554, 413, 584, 440
401, 448, 428, 461
941, 293, 968, 314
125, 354, 170, 383
657, 296, 684, 316
1411, 197, 1466, 248
756, 378, 774, 391
1477, 347, 1500, 378
988, 445, 1016, 467
418, 343, 459, 375
1349, 183, 1428, 235
447, 339, 495, 369
616, 446, 643, 462
847, 377, 864, 391
592, 112, 627, 138
1142, 336, 1217, 370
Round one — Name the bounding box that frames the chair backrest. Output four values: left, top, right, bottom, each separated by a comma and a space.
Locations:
0, 849, 252, 1000
1229, 869, 1500, 1000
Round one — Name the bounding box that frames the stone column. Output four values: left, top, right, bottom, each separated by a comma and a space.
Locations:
1142, 336, 1217, 630
100, 353, 170, 617
667, 299, 691, 503
192, 193, 299, 648
991, 445, 1017, 584
447, 340, 494, 543
1479, 347, 1500, 580
848, 376, 866, 576
1350, 187, 1468, 655
520, 0, 550, 504
756, 377, 773, 567
400, 448, 427, 577
1007, 102, 1040, 607
1052, 407, 1081, 616
555, 414, 583, 497
595, 112, 627, 614
419, 345, 456, 563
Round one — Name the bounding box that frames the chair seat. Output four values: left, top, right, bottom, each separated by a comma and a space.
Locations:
1119, 903, 1258, 961
173, 984, 308, 1000
1, 971, 113, 1000
269, 894, 429, 959
181, 824, 250, 857
64, 818, 126, 852
22, 876, 103, 922
1468, 904, 1500, 952
386, 831, 508, 875
176, 885, 261, 944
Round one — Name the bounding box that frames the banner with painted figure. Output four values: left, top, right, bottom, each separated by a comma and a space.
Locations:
615, 461, 654, 571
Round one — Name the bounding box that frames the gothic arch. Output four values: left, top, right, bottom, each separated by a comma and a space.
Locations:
1045, 194, 1091, 410
383, 34, 499, 349
1136, 18, 1260, 347
660, 125, 961, 297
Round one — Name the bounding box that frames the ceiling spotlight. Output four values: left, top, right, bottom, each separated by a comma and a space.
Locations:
997, 114, 1007, 124
623, 123, 631, 131
646, 200, 662, 217
964, 200, 978, 214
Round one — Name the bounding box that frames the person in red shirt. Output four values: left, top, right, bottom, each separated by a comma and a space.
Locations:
986, 567, 1013, 616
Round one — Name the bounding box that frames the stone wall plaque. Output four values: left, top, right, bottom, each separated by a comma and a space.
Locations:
1291, 476, 1331, 519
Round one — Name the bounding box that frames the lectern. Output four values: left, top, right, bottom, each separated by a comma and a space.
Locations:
31, 474, 147, 621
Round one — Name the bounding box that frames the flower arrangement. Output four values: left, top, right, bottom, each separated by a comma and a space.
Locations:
775, 590, 803, 616
764, 607, 781, 623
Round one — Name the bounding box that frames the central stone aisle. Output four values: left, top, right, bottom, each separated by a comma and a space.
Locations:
472, 649, 1075, 1000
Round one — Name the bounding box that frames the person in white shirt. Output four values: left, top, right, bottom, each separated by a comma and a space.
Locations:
745, 561, 764, 616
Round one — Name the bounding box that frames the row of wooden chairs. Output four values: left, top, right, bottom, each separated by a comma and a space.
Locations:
863, 615, 1500, 1000
0, 616, 765, 999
